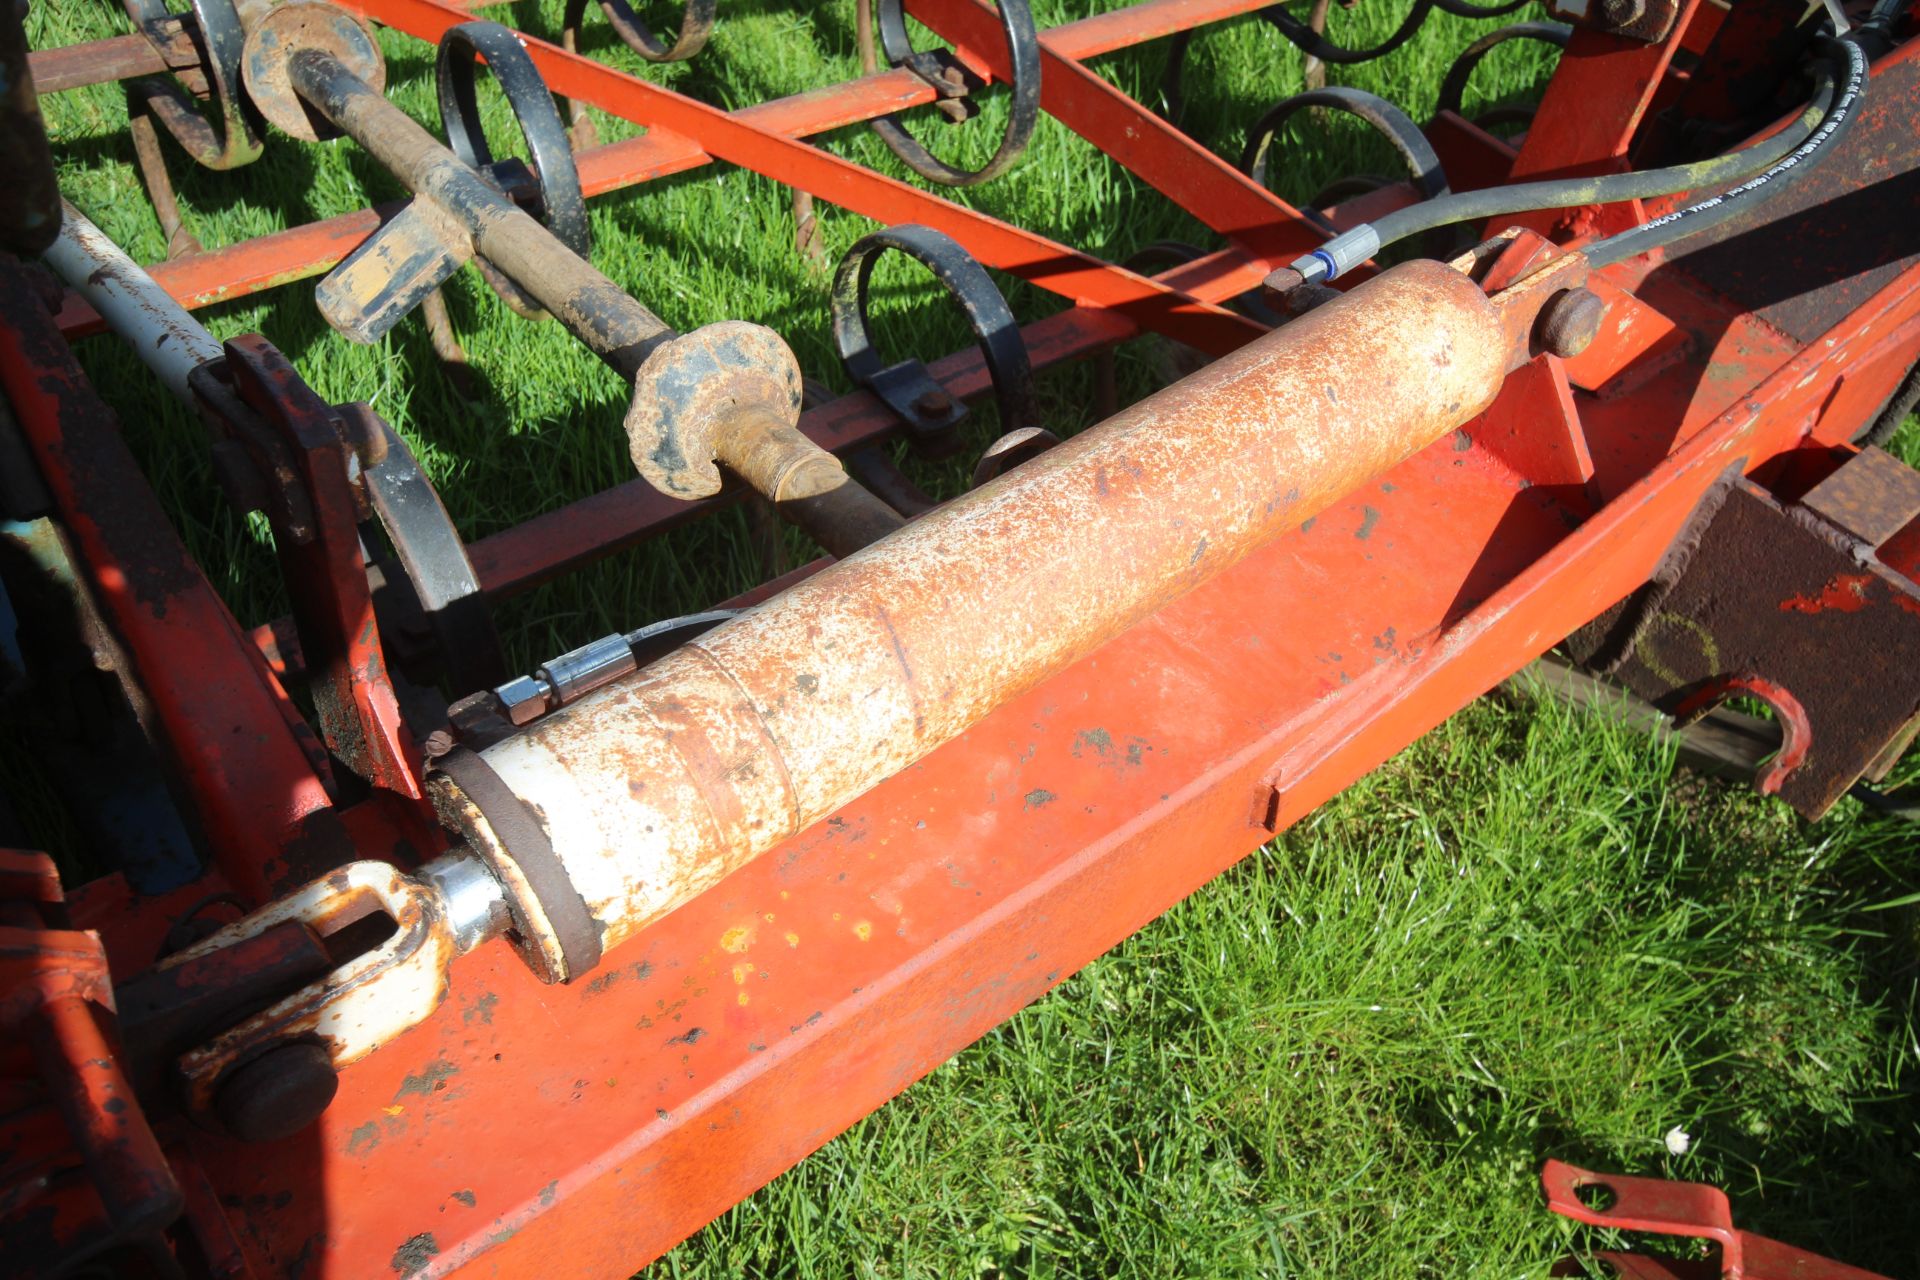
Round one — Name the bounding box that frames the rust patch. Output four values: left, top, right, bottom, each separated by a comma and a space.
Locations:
390, 1232, 439, 1277
462, 992, 498, 1025
394, 1058, 459, 1100
1072, 728, 1113, 758
346, 1120, 381, 1157
1023, 789, 1055, 809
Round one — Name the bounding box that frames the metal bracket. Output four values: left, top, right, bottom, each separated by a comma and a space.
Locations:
831, 223, 1036, 458
1566, 446, 1920, 817
871, 0, 1039, 186
1542, 1159, 1892, 1279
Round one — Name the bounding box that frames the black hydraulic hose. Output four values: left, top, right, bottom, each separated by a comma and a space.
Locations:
1855, 0, 1908, 58
1284, 36, 1863, 284
1586, 36, 1866, 268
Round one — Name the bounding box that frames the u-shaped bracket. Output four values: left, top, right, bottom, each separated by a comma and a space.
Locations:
832, 224, 1036, 459
1670, 674, 1812, 797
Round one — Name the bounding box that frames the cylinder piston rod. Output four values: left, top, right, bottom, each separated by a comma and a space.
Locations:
430, 257, 1529, 983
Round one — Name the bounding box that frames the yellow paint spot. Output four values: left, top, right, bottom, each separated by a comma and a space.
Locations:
784, 931, 800, 947
762, 912, 776, 923
732, 962, 753, 985
852, 920, 873, 942
720, 925, 753, 953
383, 1105, 405, 1117
779, 890, 790, 900
737, 990, 750, 1006
831, 911, 841, 921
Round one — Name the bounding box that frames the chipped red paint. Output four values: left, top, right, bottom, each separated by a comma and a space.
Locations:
1781, 572, 1876, 614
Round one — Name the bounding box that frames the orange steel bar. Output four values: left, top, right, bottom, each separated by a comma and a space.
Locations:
330, 0, 1269, 356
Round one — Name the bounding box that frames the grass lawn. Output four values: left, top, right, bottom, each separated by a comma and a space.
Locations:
21, 0, 1920, 1275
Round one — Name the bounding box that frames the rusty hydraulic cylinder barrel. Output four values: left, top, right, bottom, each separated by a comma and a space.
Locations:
433, 260, 1512, 983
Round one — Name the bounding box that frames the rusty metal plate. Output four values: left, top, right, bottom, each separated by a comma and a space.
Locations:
1571, 460, 1920, 817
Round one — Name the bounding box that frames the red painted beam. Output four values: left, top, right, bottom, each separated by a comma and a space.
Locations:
168, 259, 1920, 1277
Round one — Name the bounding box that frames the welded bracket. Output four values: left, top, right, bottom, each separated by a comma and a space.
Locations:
1566, 446, 1920, 817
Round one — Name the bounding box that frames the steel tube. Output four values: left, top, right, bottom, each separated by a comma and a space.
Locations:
43, 202, 225, 402
28, 32, 173, 94
432, 259, 1516, 983
287, 48, 674, 379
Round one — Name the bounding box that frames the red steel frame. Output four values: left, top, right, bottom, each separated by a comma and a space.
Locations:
10, 1, 1920, 1275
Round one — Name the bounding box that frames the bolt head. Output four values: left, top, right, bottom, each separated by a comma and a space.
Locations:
494, 675, 551, 726
215, 1042, 339, 1143
912, 388, 954, 418
1536, 287, 1608, 359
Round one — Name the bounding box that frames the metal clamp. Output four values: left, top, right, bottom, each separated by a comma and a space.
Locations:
121, 0, 263, 169
868, 0, 1040, 187
1436, 22, 1571, 131
1240, 86, 1449, 204
562, 0, 716, 63
437, 21, 590, 319
832, 224, 1036, 458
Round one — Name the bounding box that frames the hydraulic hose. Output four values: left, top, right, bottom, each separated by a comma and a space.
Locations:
1285, 36, 1865, 284
1585, 36, 1866, 268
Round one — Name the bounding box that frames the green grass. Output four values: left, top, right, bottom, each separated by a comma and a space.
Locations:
21, 1, 1920, 1276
